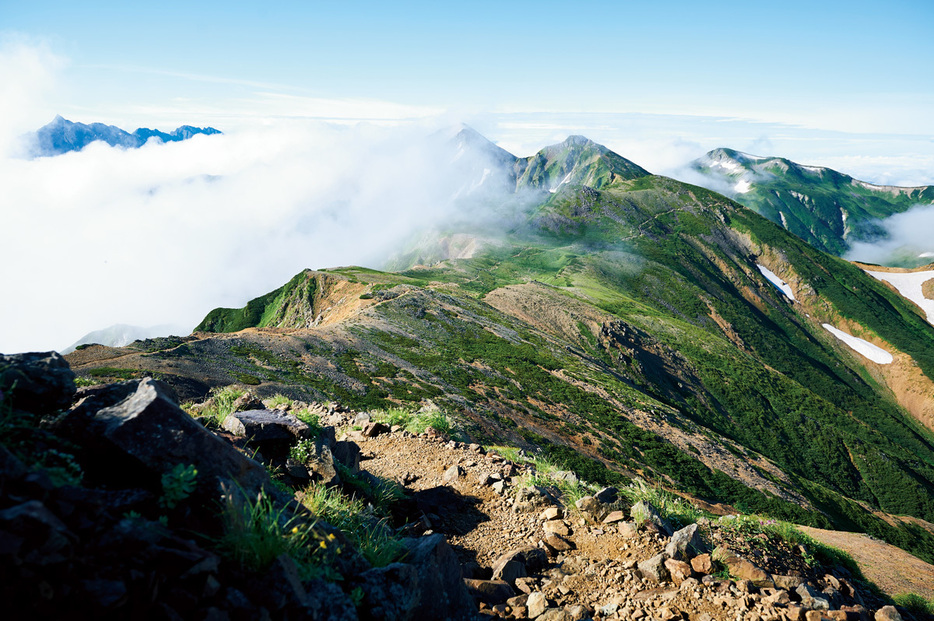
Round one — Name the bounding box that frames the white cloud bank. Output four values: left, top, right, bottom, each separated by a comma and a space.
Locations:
0, 117, 521, 353
845, 204, 934, 266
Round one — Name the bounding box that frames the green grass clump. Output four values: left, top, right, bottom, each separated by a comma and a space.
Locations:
373, 407, 455, 437
293, 408, 322, 437
300, 482, 406, 567
621, 478, 705, 528
407, 410, 452, 436
216, 489, 339, 579
893, 593, 934, 616
193, 385, 246, 428
717, 514, 859, 572
269, 394, 293, 408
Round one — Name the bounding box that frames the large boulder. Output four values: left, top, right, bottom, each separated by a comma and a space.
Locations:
357, 534, 473, 620
222, 409, 314, 442
56, 378, 269, 494
0, 352, 75, 414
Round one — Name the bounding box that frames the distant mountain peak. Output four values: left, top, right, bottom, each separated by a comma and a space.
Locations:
29, 116, 222, 157
691, 148, 934, 257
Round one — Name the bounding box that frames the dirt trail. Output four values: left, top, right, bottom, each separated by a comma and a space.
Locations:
800, 526, 934, 600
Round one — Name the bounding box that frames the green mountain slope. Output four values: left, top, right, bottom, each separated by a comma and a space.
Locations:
690, 148, 934, 257
76, 136, 934, 564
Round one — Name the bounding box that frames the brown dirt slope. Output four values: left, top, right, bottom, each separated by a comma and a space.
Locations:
801, 526, 934, 600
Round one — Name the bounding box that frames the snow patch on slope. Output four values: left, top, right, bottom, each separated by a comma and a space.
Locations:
865, 269, 934, 326
822, 324, 893, 364
757, 264, 796, 301
549, 171, 573, 193
734, 179, 751, 194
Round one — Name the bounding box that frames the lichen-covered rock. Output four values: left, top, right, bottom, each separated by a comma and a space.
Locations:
358, 534, 472, 620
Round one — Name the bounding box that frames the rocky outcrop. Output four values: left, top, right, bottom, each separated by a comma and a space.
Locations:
0, 351, 75, 413
56, 378, 270, 494
356, 534, 472, 620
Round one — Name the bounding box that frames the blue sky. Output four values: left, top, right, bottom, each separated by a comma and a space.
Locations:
2, 0, 934, 352
4, 0, 933, 136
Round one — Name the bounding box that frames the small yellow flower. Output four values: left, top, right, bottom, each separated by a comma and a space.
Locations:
319, 541, 328, 549
327, 533, 336, 541
291, 526, 299, 534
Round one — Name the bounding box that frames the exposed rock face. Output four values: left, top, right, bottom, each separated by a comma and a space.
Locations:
0, 351, 75, 413
57, 378, 269, 494
665, 523, 707, 560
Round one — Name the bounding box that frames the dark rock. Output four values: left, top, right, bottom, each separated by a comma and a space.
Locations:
333, 440, 362, 473
248, 553, 306, 612
402, 533, 473, 618
594, 486, 619, 505
665, 523, 707, 560
80, 578, 128, 609
0, 351, 75, 413
0, 444, 27, 479
358, 561, 419, 619
223, 409, 314, 442
304, 578, 359, 620
461, 560, 485, 579
358, 534, 472, 620
362, 422, 390, 438
305, 443, 341, 487
464, 579, 514, 605
56, 378, 269, 494
0, 500, 74, 564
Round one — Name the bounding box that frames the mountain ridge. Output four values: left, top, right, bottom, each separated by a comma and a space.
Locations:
65, 132, 934, 572
690, 148, 934, 258
30, 115, 222, 156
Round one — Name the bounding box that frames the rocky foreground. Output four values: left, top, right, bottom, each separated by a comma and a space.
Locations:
0, 352, 925, 620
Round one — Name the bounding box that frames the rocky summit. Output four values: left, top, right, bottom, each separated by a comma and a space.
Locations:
0, 352, 928, 620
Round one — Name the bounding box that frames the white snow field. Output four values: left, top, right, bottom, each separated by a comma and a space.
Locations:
865, 270, 934, 326
756, 264, 796, 301
822, 324, 894, 364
